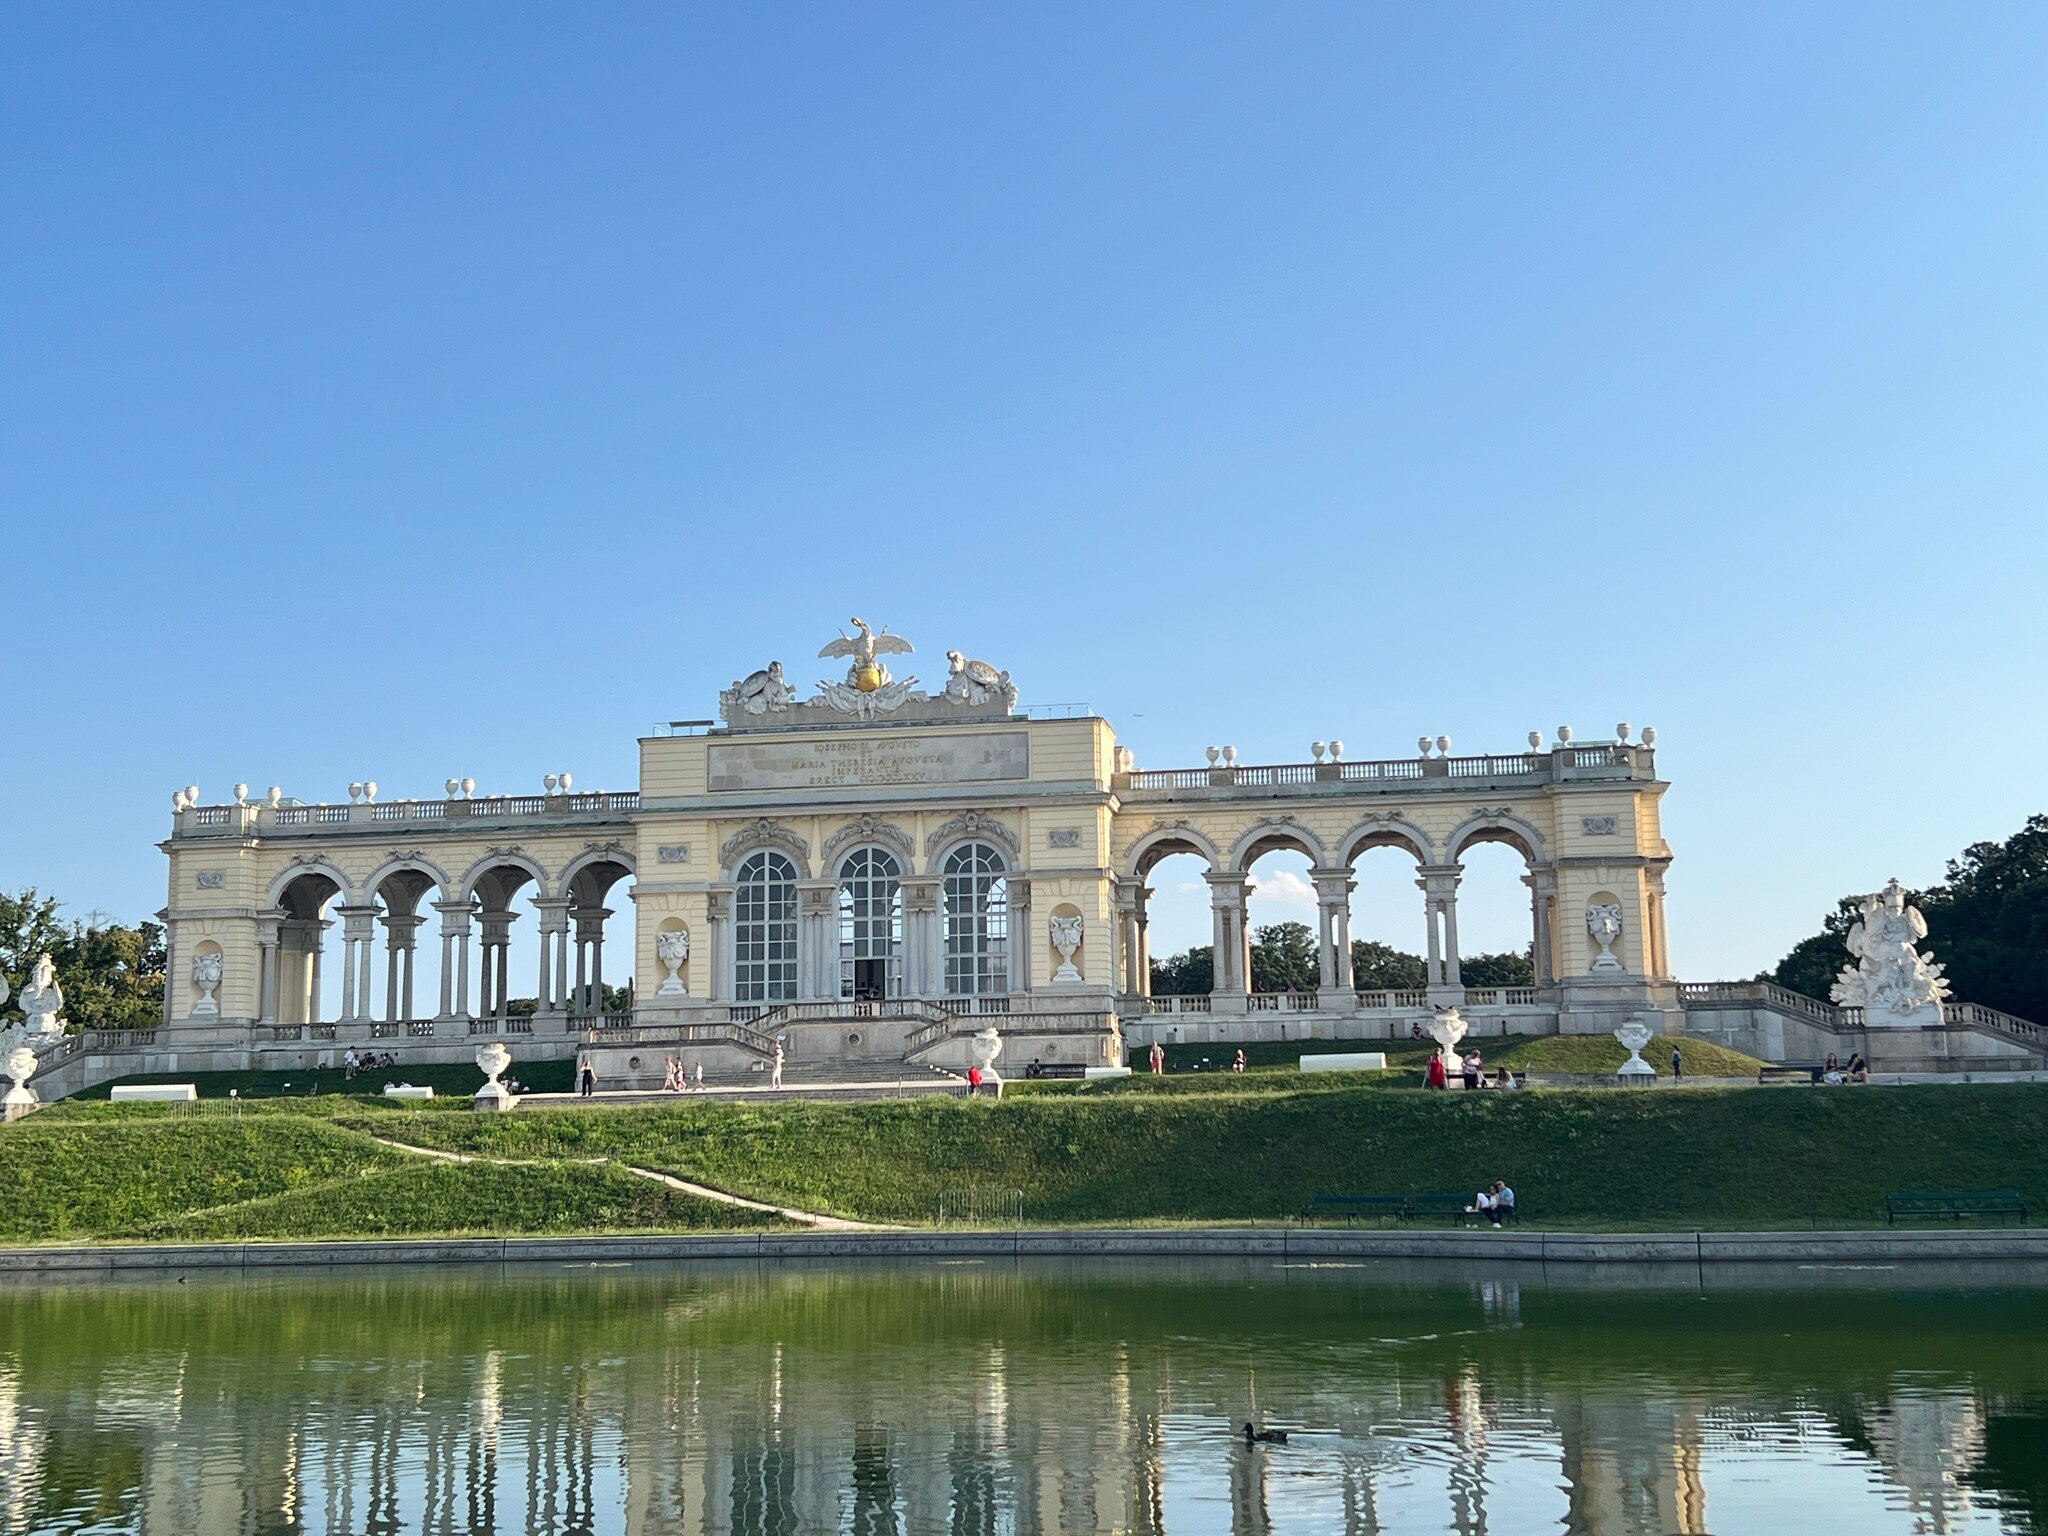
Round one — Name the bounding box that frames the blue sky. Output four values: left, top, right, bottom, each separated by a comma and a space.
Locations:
4, 4, 2045, 979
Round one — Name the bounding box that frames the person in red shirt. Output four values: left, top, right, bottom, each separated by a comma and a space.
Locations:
1425, 1052, 1448, 1090
967, 1065, 984, 1097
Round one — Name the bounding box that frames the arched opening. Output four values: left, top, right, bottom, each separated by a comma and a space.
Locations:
372, 868, 441, 1024
1342, 835, 1430, 1005
734, 850, 799, 1004
566, 856, 635, 1021
1240, 838, 1321, 1000
272, 870, 344, 1024
942, 842, 1009, 997
466, 862, 547, 1023
1450, 839, 1542, 995
1134, 845, 1217, 1000
838, 847, 903, 1001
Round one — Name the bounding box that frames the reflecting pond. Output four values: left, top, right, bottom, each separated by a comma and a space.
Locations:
2, 1256, 2047, 1534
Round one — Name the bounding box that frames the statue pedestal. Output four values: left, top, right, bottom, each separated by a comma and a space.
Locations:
2, 1086, 37, 1123
1861, 1001, 1945, 1030
472, 1082, 517, 1112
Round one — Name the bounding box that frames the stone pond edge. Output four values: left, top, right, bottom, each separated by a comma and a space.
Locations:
5, 1226, 2048, 1272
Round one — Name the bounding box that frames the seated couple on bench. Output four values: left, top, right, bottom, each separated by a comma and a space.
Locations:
1470, 1181, 1516, 1226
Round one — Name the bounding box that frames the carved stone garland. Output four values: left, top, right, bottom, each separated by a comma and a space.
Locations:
822, 815, 916, 870
925, 811, 1021, 863
718, 818, 810, 873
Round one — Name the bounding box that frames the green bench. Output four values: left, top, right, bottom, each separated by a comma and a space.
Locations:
1885, 1190, 2027, 1226
1758, 1064, 1818, 1085
1304, 1194, 1520, 1226
1304, 1194, 1407, 1223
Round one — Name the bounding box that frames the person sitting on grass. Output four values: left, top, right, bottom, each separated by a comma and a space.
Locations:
1493, 1067, 1516, 1091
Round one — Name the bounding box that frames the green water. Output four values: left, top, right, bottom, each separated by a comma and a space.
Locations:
2, 1257, 2046, 1534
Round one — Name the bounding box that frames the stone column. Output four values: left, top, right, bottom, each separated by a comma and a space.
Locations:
1009, 878, 1032, 994
574, 907, 610, 1013
1112, 879, 1144, 997
434, 901, 472, 1019
381, 913, 423, 1022
1525, 868, 1559, 986
706, 888, 733, 1002
901, 877, 942, 998
1206, 872, 1252, 1000
255, 911, 283, 1025
478, 911, 516, 1018
796, 881, 838, 1001
336, 906, 379, 1022
534, 898, 574, 1017
1417, 867, 1464, 1000
1310, 868, 1357, 1001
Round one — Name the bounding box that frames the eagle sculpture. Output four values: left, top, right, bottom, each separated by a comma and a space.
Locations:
818, 617, 913, 692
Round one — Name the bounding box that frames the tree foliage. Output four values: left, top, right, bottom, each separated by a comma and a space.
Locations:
1768, 815, 2048, 1022
0, 889, 165, 1031
1148, 929, 1535, 994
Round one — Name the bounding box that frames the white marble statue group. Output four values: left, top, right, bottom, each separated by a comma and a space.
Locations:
0, 953, 65, 1050
1831, 877, 1950, 1027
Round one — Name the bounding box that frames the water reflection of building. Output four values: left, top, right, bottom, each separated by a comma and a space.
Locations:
1860, 1389, 1988, 1536
3, 1275, 2032, 1536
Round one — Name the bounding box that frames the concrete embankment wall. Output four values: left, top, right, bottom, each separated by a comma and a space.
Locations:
6, 1226, 2048, 1275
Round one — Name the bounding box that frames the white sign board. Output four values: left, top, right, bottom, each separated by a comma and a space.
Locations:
709, 731, 1030, 792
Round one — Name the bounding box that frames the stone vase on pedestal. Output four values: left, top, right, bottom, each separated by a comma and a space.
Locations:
1425, 1007, 1469, 1079
3, 1047, 38, 1122
1614, 1019, 1657, 1085
473, 1041, 516, 1112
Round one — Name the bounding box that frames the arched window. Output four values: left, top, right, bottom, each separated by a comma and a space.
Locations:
943, 843, 1010, 996
734, 850, 798, 1002
838, 848, 903, 1000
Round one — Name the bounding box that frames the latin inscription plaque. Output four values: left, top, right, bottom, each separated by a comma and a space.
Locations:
709, 731, 1030, 792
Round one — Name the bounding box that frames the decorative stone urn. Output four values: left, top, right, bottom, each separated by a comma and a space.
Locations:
655, 929, 690, 997
1614, 1019, 1657, 1084
1425, 1006, 1469, 1077
1586, 904, 1626, 973
970, 1026, 1004, 1093
2, 1047, 38, 1122
191, 951, 223, 1016
473, 1040, 516, 1112
1049, 916, 1084, 984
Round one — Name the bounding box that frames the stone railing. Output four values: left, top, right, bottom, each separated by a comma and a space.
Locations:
1678, 980, 1840, 1023
1249, 991, 1320, 1012
1945, 1001, 2045, 1044
1116, 744, 1649, 797
1355, 990, 1431, 1009
172, 792, 640, 840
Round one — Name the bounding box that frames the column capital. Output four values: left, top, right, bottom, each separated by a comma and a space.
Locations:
334, 904, 380, 939
1523, 866, 1559, 895
1204, 870, 1252, 898
1309, 867, 1356, 901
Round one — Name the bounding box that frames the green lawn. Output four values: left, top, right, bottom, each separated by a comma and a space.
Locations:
73, 1057, 577, 1101
7, 1076, 2040, 1243
1107, 1032, 1762, 1091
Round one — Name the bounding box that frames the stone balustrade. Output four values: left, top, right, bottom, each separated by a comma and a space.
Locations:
171, 792, 640, 840
1115, 744, 1651, 800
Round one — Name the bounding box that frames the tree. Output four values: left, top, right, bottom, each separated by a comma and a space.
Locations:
1149, 946, 1212, 996
1249, 922, 1318, 993
1350, 940, 1427, 991
1461, 948, 1536, 988
1767, 814, 2048, 1022
0, 889, 165, 1030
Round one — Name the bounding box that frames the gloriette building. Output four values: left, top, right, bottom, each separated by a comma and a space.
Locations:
147, 618, 1683, 1083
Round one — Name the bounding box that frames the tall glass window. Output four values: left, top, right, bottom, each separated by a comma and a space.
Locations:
837, 848, 903, 1000
943, 843, 1010, 995
733, 850, 798, 1002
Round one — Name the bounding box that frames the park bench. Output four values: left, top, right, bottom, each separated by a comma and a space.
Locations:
1885, 1190, 2028, 1226
1757, 1064, 1818, 1085
1304, 1194, 1407, 1223
1025, 1062, 1087, 1080
1405, 1194, 1512, 1224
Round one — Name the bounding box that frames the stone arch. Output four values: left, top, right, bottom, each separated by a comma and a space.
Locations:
1335, 816, 1435, 868
362, 853, 454, 908
1125, 820, 1224, 878
458, 849, 552, 903
718, 818, 811, 880
823, 815, 915, 871
559, 843, 637, 896
1445, 808, 1549, 866
1228, 816, 1329, 873
267, 860, 354, 910
924, 811, 1021, 873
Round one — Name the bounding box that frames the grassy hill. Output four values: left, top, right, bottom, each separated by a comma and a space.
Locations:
3, 1077, 2038, 1242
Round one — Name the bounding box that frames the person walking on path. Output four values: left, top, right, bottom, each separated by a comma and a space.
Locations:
1149, 1041, 1166, 1076
578, 1059, 596, 1098
770, 1040, 785, 1090
1426, 1052, 1448, 1090
967, 1065, 983, 1098
1671, 1045, 1683, 1081
1233, 1049, 1247, 1074
692, 1060, 705, 1092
